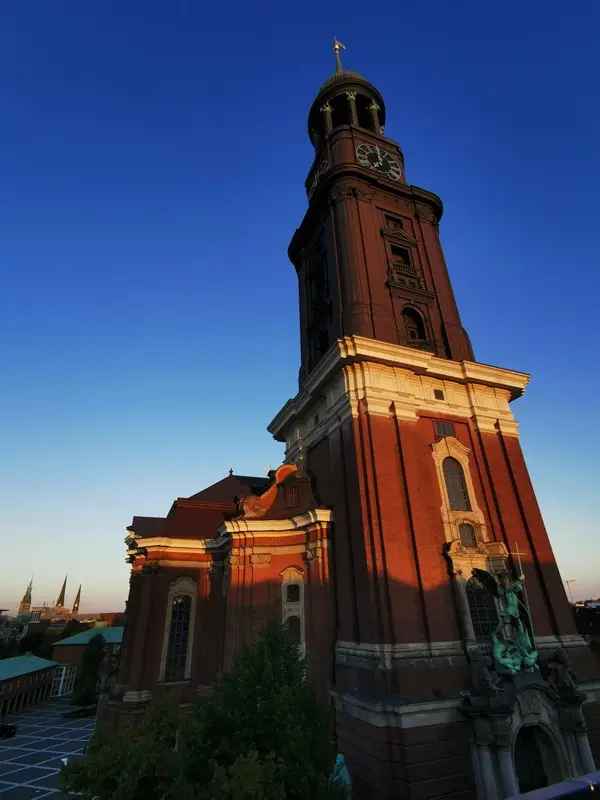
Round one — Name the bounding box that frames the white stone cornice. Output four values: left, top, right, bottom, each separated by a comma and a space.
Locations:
134, 536, 210, 553
269, 335, 529, 454
336, 639, 464, 669
336, 336, 530, 392
580, 679, 600, 703
331, 690, 462, 729
123, 690, 152, 703
218, 508, 333, 539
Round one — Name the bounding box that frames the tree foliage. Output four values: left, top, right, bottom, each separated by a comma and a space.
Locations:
62, 624, 346, 799
72, 633, 106, 706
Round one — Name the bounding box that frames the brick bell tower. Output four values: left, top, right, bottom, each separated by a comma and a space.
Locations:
269, 43, 600, 799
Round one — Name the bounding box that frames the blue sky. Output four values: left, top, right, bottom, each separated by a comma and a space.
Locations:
1, 1, 598, 612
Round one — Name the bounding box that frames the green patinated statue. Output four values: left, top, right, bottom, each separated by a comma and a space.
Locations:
472, 567, 538, 675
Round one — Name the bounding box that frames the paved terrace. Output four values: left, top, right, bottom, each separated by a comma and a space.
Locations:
0, 698, 94, 798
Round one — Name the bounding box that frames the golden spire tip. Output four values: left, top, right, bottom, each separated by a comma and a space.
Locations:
333, 37, 346, 73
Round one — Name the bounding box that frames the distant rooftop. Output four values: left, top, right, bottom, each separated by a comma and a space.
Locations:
0, 655, 58, 682
53, 626, 124, 647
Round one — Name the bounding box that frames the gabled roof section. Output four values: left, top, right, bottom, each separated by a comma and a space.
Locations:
162, 504, 229, 539
127, 474, 271, 544
128, 516, 166, 536
187, 473, 270, 505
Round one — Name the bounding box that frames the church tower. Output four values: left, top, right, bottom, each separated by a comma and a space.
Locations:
72, 585, 81, 615
108, 43, 600, 799
269, 43, 600, 799
293, 44, 473, 388
55, 576, 67, 608
18, 579, 32, 616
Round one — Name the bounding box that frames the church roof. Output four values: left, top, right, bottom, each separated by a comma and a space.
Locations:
187, 473, 269, 504
162, 504, 228, 539
129, 516, 166, 536
128, 474, 270, 541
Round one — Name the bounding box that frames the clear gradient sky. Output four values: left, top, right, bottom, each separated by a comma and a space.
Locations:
1, 1, 599, 613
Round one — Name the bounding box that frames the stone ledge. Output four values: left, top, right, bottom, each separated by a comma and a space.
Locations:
332, 689, 462, 729
336, 640, 465, 670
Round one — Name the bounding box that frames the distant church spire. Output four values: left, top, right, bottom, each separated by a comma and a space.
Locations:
18, 578, 33, 615
72, 585, 81, 615
56, 575, 67, 608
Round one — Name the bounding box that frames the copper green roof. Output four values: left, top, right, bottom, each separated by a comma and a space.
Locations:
53, 625, 124, 647
0, 655, 58, 682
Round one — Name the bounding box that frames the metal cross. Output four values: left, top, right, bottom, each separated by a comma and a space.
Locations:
511, 542, 525, 579
333, 37, 346, 73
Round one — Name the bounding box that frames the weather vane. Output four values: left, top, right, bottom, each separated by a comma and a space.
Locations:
333, 37, 346, 73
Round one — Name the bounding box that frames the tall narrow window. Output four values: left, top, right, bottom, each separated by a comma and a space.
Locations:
286, 583, 300, 603
443, 457, 472, 511
330, 93, 352, 129
356, 94, 375, 131
402, 308, 427, 344
435, 420, 455, 439
165, 595, 191, 682
459, 522, 477, 548
466, 577, 498, 638
391, 245, 414, 274
281, 568, 305, 651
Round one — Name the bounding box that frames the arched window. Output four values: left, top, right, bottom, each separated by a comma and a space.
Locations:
330, 94, 349, 129
356, 94, 374, 130
443, 457, 472, 511
402, 308, 427, 345
466, 577, 498, 638
159, 577, 196, 683
459, 523, 477, 548
165, 595, 191, 682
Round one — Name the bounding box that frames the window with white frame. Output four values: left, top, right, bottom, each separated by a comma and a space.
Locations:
51, 664, 77, 697
443, 457, 472, 511
159, 576, 197, 683
281, 567, 305, 651
165, 595, 191, 682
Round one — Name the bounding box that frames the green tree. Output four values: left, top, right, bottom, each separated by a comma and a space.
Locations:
0, 635, 19, 659
62, 699, 183, 800
72, 633, 106, 706
62, 624, 346, 799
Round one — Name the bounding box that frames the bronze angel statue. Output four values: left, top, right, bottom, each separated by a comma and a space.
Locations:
471, 567, 538, 675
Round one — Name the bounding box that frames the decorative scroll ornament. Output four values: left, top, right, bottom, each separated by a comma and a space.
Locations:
471, 567, 539, 674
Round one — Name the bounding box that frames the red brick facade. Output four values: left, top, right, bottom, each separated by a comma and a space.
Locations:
103, 61, 600, 798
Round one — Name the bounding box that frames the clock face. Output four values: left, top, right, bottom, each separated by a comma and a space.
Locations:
356, 143, 402, 181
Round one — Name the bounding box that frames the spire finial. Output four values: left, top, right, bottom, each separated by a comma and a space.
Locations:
333, 37, 346, 73
56, 575, 67, 608
72, 584, 81, 615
